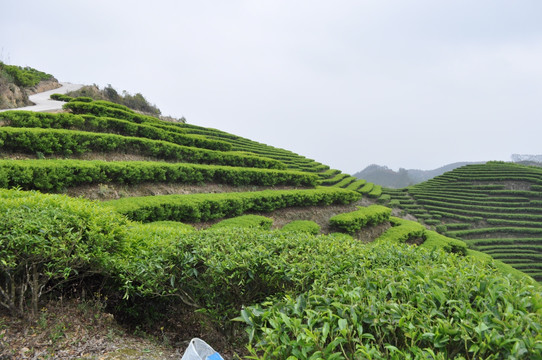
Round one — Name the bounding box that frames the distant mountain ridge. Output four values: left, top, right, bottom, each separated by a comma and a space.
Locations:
353, 162, 484, 188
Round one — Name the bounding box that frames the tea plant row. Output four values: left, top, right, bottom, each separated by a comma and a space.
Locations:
0, 127, 283, 169
0, 159, 318, 192
106, 187, 361, 223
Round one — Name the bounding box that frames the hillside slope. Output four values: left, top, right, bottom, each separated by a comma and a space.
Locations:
1, 92, 541, 358
353, 161, 482, 188
383, 162, 542, 281
0, 62, 61, 109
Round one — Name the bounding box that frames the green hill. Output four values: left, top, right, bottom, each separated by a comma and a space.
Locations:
0, 62, 58, 109
383, 162, 542, 281
1, 91, 541, 358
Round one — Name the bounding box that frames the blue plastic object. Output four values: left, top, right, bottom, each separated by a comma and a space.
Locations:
207, 353, 224, 360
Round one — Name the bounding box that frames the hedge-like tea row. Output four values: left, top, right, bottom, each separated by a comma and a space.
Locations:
106, 187, 361, 223
416, 197, 542, 214
0, 127, 284, 169
50, 93, 73, 102
280, 220, 321, 235
482, 246, 542, 255
0, 111, 232, 151
209, 215, 273, 230
318, 169, 342, 179
428, 210, 484, 222
445, 223, 472, 230
380, 216, 468, 257
413, 193, 531, 207
376, 217, 426, 244
422, 229, 468, 255
424, 219, 441, 225
377, 194, 391, 204
358, 182, 374, 194
345, 179, 367, 192
332, 176, 356, 188
319, 173, 349, 186
467, 238, 542, 247
0, 159, 318, 191
64, 101, 163, 125
486, 218, 542, 227
447, 227, 542, 238
329, 205, 391, 234
367, 184, 383, 198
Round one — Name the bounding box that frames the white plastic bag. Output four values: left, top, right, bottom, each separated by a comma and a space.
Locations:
181, 338, 224, 360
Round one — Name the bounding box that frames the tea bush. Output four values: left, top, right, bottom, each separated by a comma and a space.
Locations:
0, 111, 232, 151
376, 216, 426, 244
209, 215, 273, 230
358, 182, 374, 194
0, 189, 129, 316
281, 220, 321, 235
64, 101, 160, 124
241, 242, 542, 359
329, 205, 391, 234
368, 184, 383, 198
1, 189, 540, 359
0, 159, 317, 191
106, 188, 361, 223
50, 93, 73, 102
0, 127, 283, 169
345, 179, 367, 192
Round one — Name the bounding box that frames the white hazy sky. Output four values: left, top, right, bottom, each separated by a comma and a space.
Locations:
2, 1, 542, 174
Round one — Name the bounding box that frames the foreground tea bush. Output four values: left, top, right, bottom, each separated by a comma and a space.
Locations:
241, 241, 542, 359
2, 190, 541, 359
0, 189, 129, 316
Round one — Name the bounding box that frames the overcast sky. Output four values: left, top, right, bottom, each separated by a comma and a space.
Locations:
2, 1, 542, 173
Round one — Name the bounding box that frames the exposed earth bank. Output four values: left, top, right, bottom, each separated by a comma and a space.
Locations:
0, 78, 62, 109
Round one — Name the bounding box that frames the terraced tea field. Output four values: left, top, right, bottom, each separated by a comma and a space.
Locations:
2, 92, 542, 359
382, 162, 542, 280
